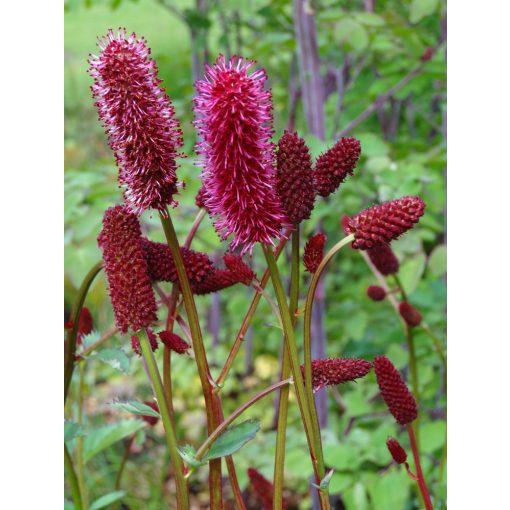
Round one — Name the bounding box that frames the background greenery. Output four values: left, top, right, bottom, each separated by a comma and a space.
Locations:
65, 0, 446, 508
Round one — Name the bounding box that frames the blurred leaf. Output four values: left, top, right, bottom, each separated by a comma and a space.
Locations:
183, 8, 211, 29
336, 19, 369, 51
325, 443, 361, 471
111, 401, 160, 418
428, 244, 447, 277
357, 133, 389, 157
89, 491, 125, 510
421, 420, 446, 453
399, 253, 427, 295
410, 0, 439, 23
367, 470, 409, 510
83, 420, 145, 462
344, 311, 368, 341
205, 419, 260, 460
354, 12, 385, 27
65, 420, 86, 442
95, 348, 130, 374
64, 500, 75, 510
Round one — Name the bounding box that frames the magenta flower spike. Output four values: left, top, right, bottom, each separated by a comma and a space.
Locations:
194, 55, 286, 253
89, 29, 184, 214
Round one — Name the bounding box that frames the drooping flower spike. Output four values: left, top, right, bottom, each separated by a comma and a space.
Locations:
194, 54, 286, 253
314, 137, 361, 197
367, 285, 386, 301
142, 238, 214, 286
247, 468, 285, 510
275, 131, 315, 224
89, 29, 183, 214
399, 302, 423, 327
190, 267, 245, 295
131, 329, 158, 357
367, 243, 400, 275
301, 358, 372, 393
374, 355, 418, 425
223, 254, 256, 285
158, 331, 190, 354
386, 437, 408, 464
303, 232, 327, 273
98, 206, 158, 334
344, 196, 426, 250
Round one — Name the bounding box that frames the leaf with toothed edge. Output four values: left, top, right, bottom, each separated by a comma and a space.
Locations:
111, 400, 160, 418
204, 419, 260, 460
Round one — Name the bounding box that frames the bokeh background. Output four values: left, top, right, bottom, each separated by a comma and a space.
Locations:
64, 0, 446, 508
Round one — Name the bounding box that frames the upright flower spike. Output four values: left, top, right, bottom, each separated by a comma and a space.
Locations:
223, 254, 256, 285
399, 302, 423, 327
142, 238, 214, 285
301, 358, 372, 393
374, 355, 418, 425
303, 232, 327, 273
367, 243, 400, 275
194, 55, 286, 253
275, 131, 315, 224
386, 437, 408, 465
89, 29, 183, 214
158, 331, 190, 354
313, 137, 361, 197
344, 196, 426, 250
98, 206, 158, 334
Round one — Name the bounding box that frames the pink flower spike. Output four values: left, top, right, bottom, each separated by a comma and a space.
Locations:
194, 55, 286, 254
89, 29, 183, 214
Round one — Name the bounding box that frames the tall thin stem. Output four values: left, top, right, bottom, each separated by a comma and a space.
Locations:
64, 261, 103, 402
273, 228, 300, 510
302, 234, 355, 481
263, 246, 330, 509
65, 444, 83, 510
76, 362, 88, 509
159, 209, 222, 509
407, 424, 434, 510
139, 330, 189, 509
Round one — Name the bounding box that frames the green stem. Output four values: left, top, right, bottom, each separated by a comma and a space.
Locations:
139, 330, 189, 509
159, 209, 222, 509
273, 228, 300, 510
76, 362, 88, 509
263, 246, 330, 509
64, 260, 103, 402
65, 444, 83, 510
302, 234, 355, 484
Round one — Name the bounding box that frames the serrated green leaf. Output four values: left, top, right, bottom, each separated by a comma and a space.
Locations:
95, 348, 130, 374
428, 244, 447, 277
89, 491, 126, 510
204, 419, 260, 460
81, 330, 101, 349
65, 420, 86, 442
111, 400, 160, 418
83, 420, 145, 462
177, 444, 207, 467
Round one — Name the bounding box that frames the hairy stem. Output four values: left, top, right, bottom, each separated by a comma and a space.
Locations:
65, 444, 83, 510
64, 260, 103, 402
273, 228, 300, 509
139, 330, 189, 509
159, 209, 222, 509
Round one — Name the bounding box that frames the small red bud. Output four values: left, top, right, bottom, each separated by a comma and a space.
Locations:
386, 437, 407, 464
367, 285, 386, 301
399, 302, 422, 327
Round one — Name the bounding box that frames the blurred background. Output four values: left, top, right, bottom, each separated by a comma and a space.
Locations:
64, 0, 446, 508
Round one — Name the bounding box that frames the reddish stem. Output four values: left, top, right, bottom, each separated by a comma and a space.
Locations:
407, 424, 434, 510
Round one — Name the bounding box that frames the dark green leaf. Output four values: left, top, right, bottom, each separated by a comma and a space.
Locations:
204, 419, 260, 460
111, 400, 160, 418
89, 491, 126, 510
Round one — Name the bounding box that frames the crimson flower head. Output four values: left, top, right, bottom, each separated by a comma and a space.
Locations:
89, 29, 183, 214
301, 358, 372, 393
142, 401, 160, 426
344, 196, 426, 250
142, 238, 214, 285
374, 355, 418, 425
304, 232, 327, 273
158, 331, 190, 354
399, 302, 423, 327
367, 285, 386, 301
223, 254, 256, 285
191, 268, 244, 295
98, 206, 158, 334
275, 131, 315, 224
386, 437, 407, 464
367, 243, 400, 275
247, 468, 284, 510
65, 308, 94, 346
314, 137, 361, 197
194, 55, 286, 253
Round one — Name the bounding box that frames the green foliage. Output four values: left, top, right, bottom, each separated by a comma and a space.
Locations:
111, 400, 161, 418
204, 419, 260, 460
89, 491, 126, 510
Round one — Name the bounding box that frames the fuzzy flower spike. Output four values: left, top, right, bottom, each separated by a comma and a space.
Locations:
89, 29, 183, 214
194, 55, 286, 253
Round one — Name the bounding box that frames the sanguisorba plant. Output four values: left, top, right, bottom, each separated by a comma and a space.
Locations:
64, 28, 436, 510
